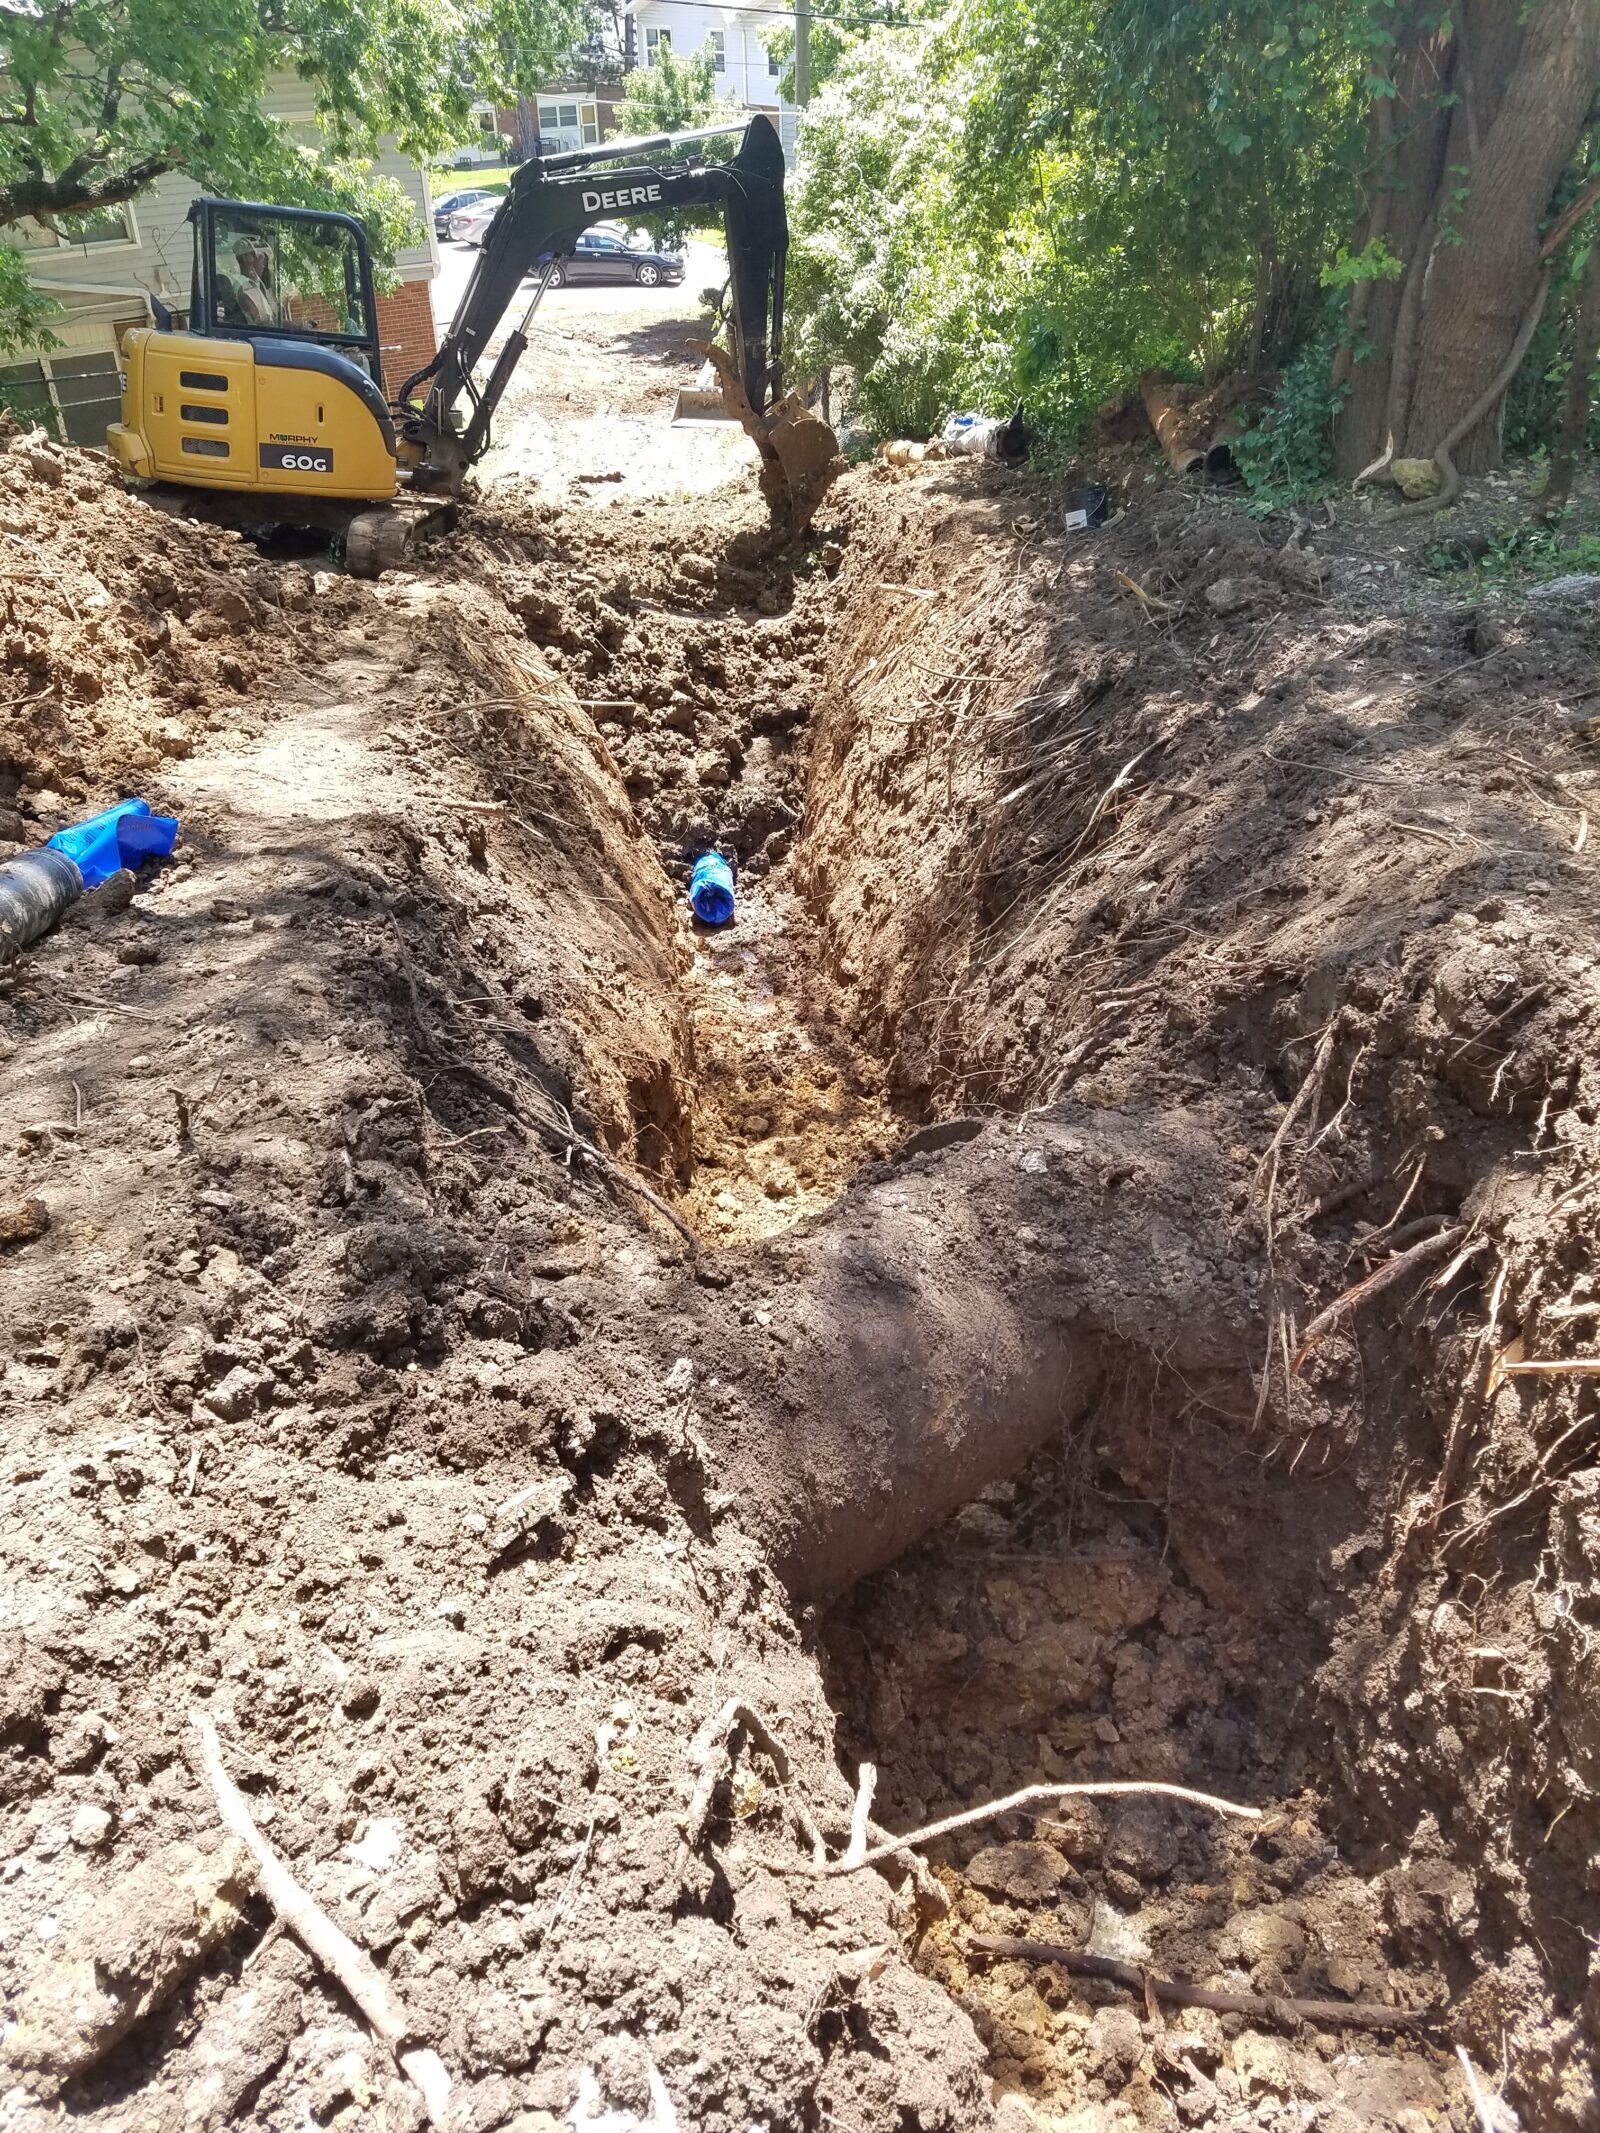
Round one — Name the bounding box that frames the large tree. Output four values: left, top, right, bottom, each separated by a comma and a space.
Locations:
0, 0, 584, 338
1334, 0, 1600, 480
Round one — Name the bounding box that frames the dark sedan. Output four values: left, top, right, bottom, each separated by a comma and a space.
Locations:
545, 231, 685, 287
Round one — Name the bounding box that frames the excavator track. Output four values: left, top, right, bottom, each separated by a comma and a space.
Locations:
344, 509, 414, 578
344, 499, 457, 579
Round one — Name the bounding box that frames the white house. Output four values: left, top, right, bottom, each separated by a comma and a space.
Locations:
623, 0, 798, 156
2, 77, 440, 448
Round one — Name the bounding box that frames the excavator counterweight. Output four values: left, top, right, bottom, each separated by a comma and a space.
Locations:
108, 115, 840, 571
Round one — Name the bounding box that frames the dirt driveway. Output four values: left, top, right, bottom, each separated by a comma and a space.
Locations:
429, 235, 760, 503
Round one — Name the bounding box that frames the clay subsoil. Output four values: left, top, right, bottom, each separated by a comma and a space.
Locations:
1, 358, 1599, 2133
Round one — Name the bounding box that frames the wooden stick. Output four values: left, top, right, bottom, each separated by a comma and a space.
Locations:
807, 1779, 1259, 1878
970, 1936, 1445, 2037
55, 988, 162, 1024
193, 1717, 452, 2126
1294, 1225, 1466, 1371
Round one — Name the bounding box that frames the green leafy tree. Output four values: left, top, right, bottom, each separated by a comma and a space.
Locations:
785, 0, 1367, 443
0, 0, 585, 346
788, 0, 1600, 495
610, 46, 742, 249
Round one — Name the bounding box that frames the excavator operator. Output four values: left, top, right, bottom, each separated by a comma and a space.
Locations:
219, 233, 279, 328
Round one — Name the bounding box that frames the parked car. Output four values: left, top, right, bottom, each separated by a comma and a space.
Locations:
448, 195, 505, 245
544, 231, 686, 287
435, 189, 498, 240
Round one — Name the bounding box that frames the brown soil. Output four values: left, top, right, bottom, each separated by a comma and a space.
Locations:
2, 391, 1599, 2133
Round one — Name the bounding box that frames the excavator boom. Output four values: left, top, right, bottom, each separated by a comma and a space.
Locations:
398, 113, 839, 534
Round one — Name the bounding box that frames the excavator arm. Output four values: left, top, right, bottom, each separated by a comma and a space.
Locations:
398, 113, 839, 535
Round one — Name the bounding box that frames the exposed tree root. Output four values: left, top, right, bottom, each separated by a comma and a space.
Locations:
193, 1717, 453, 2128
970, 1937, 1448, 2038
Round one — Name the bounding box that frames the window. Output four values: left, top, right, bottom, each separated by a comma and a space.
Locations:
708, 29, 725, 70
64, 204, 137, 246
767, 41, 781, 75
208, 208, 372, 346
538, 97, 599, 143
645, 24, 671, 62
11, 204, 136, 251
0, 347, 128, 447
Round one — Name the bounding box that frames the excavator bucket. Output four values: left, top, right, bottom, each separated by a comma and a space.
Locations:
690, 340, 844, 539
671, 359, 738, 425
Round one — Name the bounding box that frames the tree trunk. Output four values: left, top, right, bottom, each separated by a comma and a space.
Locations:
1334, 0, 1600, 482
1333, 18, 1458, 477
1545, 233, 1600, 512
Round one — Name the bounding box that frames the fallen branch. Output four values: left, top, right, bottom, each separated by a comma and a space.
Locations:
803, 1779, 1259, 1879
1293, 1225, 1466, 1371
193, 1716, 452, 2127
970, 1937, 1446, 2037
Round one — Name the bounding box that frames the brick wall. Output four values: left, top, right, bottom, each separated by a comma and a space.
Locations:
377, 276, 439, 400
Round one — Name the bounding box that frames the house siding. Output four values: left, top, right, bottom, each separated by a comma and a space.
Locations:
625, 0, 794, 143
5, 74, 439, 438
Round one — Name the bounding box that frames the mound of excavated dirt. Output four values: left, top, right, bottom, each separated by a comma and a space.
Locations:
0, 421, 333, 824
3, 433, 1600, 2133
799, 459, 1600, 2129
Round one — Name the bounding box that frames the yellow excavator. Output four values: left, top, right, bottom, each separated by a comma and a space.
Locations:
107, 115, 839, 572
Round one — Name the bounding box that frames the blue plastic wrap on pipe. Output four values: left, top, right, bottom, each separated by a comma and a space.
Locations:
688, 851, 735, 926
48, 798, 179, 888
0, 797, 179, 961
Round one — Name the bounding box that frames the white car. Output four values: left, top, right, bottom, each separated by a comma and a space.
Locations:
448, 196, 504, 244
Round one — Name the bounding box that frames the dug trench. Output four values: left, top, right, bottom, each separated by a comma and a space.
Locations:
1, 426, 1599, 2133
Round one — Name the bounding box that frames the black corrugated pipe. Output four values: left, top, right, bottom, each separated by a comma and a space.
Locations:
0, 850, 83, 962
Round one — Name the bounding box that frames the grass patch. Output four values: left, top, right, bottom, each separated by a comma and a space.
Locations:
430, 162, 516, 200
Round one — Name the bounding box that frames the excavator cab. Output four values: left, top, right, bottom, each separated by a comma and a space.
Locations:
108, 198, 400, 522
108, 116, 839, 571
192, 202, 381, 366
